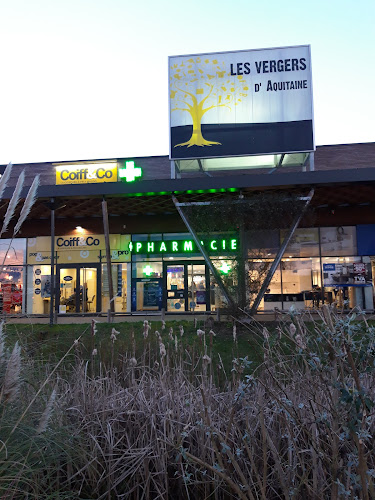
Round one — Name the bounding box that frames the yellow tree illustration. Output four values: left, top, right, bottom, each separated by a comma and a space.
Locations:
170, 56, 249, 148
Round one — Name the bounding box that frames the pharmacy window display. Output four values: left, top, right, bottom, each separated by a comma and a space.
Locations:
131, 261, 163, 312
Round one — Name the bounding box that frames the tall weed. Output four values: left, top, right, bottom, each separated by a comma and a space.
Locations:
0, 310, 374, 498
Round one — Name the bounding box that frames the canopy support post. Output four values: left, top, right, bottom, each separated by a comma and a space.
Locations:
250, 189, 315, 315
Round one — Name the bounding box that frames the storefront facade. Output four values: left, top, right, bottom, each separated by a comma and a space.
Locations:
1, 220, 375, 315
1, 143, 375, 316
21, 233, 238, 315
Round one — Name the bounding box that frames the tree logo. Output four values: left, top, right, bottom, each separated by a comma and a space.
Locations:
170, 56, 249, 148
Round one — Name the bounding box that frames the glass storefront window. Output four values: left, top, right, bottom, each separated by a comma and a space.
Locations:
26, 265, 51, 314
0, 238, 26, 265
320, 227, 357, 256
281, 258, 321, 309
0, 266, 24, 314
282, 228, 319, 257
209, 259, 235, 311
16, 230, 375, 316
132, 261, 162, 279
187, 263, 207, 312
131, 261, 162, 312
322, 256, 373, 310
163, 233, 190, 241
80, 267, 97, 312
246, 230, 280, 259
250, 260, 282, 311
102, 264, 130, 313
114, 263, 130, 313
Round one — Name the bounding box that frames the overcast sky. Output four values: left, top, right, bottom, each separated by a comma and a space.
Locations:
0, 0, 374, 164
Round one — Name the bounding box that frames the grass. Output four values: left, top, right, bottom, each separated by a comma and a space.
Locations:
4, 319, 265, 375
0, 307, 374, 498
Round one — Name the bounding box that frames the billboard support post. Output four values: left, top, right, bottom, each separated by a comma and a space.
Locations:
172, 195, 236, 310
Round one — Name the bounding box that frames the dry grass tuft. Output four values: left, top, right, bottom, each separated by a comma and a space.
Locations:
1, 309, 375, 498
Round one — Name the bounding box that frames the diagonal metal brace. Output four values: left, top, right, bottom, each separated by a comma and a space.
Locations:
250, 189, 315, 315
172, 195, 236, 310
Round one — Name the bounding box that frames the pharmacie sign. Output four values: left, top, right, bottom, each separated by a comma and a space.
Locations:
55, 162, 118, 185
129, 237, 238, 254
169, 45, 313, 160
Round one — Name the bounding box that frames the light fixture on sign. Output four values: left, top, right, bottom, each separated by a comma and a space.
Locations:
119, 161, 143, 182
76, 226, 84, 232
143, 265, 153, 276
220, 262, 231, 274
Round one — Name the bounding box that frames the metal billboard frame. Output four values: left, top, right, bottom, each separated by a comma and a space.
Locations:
168, 44, 314, 161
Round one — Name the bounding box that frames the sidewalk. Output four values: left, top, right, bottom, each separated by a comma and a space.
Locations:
2, 310, 334, 324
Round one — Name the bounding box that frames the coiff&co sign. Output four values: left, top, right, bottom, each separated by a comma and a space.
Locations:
169, 45, 314, 160
27, 235, 131, 265
55, 162, 118, 185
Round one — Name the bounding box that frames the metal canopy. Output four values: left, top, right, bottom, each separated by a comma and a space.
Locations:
177, 152, 310, 175
0, 182, 374, 223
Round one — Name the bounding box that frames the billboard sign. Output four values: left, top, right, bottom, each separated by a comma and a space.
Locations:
169, 45, 314, 160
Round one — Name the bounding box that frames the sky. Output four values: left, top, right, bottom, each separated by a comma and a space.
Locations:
0, 0, 374, 164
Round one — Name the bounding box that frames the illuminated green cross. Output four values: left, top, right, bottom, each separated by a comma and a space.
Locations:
119, 161, 142, 182
143, 265, 153, 276
220, 262, 231, 274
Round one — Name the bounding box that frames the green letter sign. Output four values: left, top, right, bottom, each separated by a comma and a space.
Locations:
129, 237, 238, 254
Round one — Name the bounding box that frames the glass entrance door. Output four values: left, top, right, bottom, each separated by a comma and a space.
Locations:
59, 267, 78, 313
58, 265, 99, 313
165, 262, 208, 312
187, 264, 207, 312
166, 264, 186, 311
80, 267, 97, 312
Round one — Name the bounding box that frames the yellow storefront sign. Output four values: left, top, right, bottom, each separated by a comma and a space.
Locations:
55, 162, 118, 185
27, 235, 131, 265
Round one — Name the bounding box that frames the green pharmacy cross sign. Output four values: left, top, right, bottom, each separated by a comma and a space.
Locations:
119, 161, 143, 182
220, 262, 231, 274
143, 265, 154, 276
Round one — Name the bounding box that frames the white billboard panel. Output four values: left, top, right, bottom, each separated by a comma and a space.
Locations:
169, 45, 314, 160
